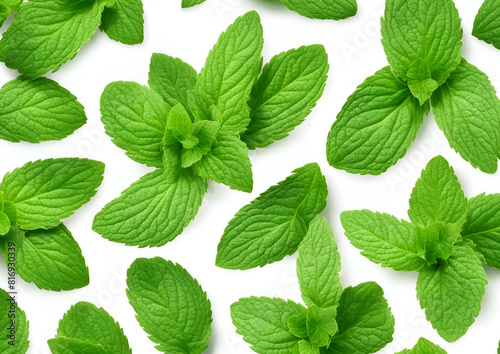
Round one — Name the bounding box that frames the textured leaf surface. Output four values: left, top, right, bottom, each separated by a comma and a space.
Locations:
216, 163, 327, 269
0, 288, 29, 354
231, 297, 305, 354
48, 337, 106, 354
100, 0, 144, 45
395, 337, 447, 354
0, 158, 104, 230
54, 302, 131, 353
101, 81, 170, 168
431, 59, 500, 174
473, 0, 500, 50
408, 156, 467, 227
326, 66, 427, 175
328, 282, 394, 354
416, 242, 487, 342
190, 11, 263, 134
127, 257, 212, 354
242, 45, 328, 149
0, 77, 86, 143
0, 0, 106, 77
280, 0, 357, 20
181, 0, 206, 8
297, 216, 342, 309
381, 0, 462, 102
462, 193, 500, 269
341, 210, 425, 271
93, 169, 207, 247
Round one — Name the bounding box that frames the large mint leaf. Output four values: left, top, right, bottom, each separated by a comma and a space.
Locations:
326, 66, 427, 175
473, 0, 500, 50
127, 257, 212, 354
100, 0, 144, 45
0, 288, 29, 354
93, 168, 207, 247
280, 0, 357, 20
216, 163, 327, 270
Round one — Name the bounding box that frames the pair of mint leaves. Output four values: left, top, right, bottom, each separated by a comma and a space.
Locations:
473, 0, 500, 50
231, 216, 395, 354
0, 158, 104, 291
0, 0, 144, 78
183, 0, 357, 20
341, 155, 499, 342
93, 11, 328, 247
327, 0, 500, 175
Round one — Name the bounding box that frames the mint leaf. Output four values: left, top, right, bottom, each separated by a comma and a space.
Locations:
0, 76, 86, 143
431, 59, 500, 174
51, 302, 131, 353
328, 282, 395, 354
0, 0, 106, 77
416, 241, 487, 342
462, 193, 500, 269
287, 311, 308, 339
100, 0, 144, 45
181, 0, 206, 8
418, 222, 461, 265
48, 337, 106, 354
148, 53, 197, 110
408, 155, 467, 227
93, 169, 207, 247
127, 257, 212, 354
167, 104, 196, 147
306, 306, 338, 347
0, 288, 29, 354
242, 45, 328, 149
231, 297, 306, 353
396, 337, 447, 354
473, 0, 500, 50
189, 11, 263, 134
193, 132, 252, 192
0, 225, 89, 291
100, 81, 169, 168
280, 0, 357, 20
216, 163, 327, 269
293, 340, 318, 354
297, 216, 342, 308
326, 66, 427, 175
381, 0, 462, 103
0, 158, 104, 230
179, 120, 220, 168
341, 210, 425, 271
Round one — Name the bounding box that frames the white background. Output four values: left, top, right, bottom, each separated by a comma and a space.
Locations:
0, 0, 499, 353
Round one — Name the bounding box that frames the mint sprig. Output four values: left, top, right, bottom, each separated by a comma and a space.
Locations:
396, 337, 447, 354
0, 158, 104, 291
327, 0, 500, 174
341, 155, 496, 341
94, 11, 328, 247
0, 287, 29, 354
473, 0, 500, 50
231, 216, 395, 353
0, 0, 144, 78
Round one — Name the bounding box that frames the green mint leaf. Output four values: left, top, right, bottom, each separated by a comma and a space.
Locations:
177, 121, 219, 168
148, 53, 197, 110
280, 0, 357, 20
326, 66, 427, 175
297, 216, 342, 308
0, 76, 86, 143
242, 45, 328, 149
162, 143, 182, 183
431, 59, 500, 174
51, 302, 131, 353
93, 169, 207, 247
193, 132, 253, 192
0, 213, 9, 235
216, 163, 327, 269
101, 81, 170, 168
418, 222, 460, 265
48, 337, 107, 354
181, 0, 206, 8
416, 241, 487, 342
293, 340, 319, 354
231, 296, 306, 353
0, 287, 29, 354
0, 158, 104, 230
328, 282, 395, 354
0, 0, 106, 77
126, 257, 212, 354
462, 193, 500, 270
100, 0, 144, 45
341, 210, 426, 271
287, 311, 308, 339
167, 104, 195, 147
0, 225, 88, 291
473, 0, 500, 50
396, 337, 447, 354
408, 155, 467, 227
189, 11, 263, 134
381, 0, 462, 102
306, 306, 338, 347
